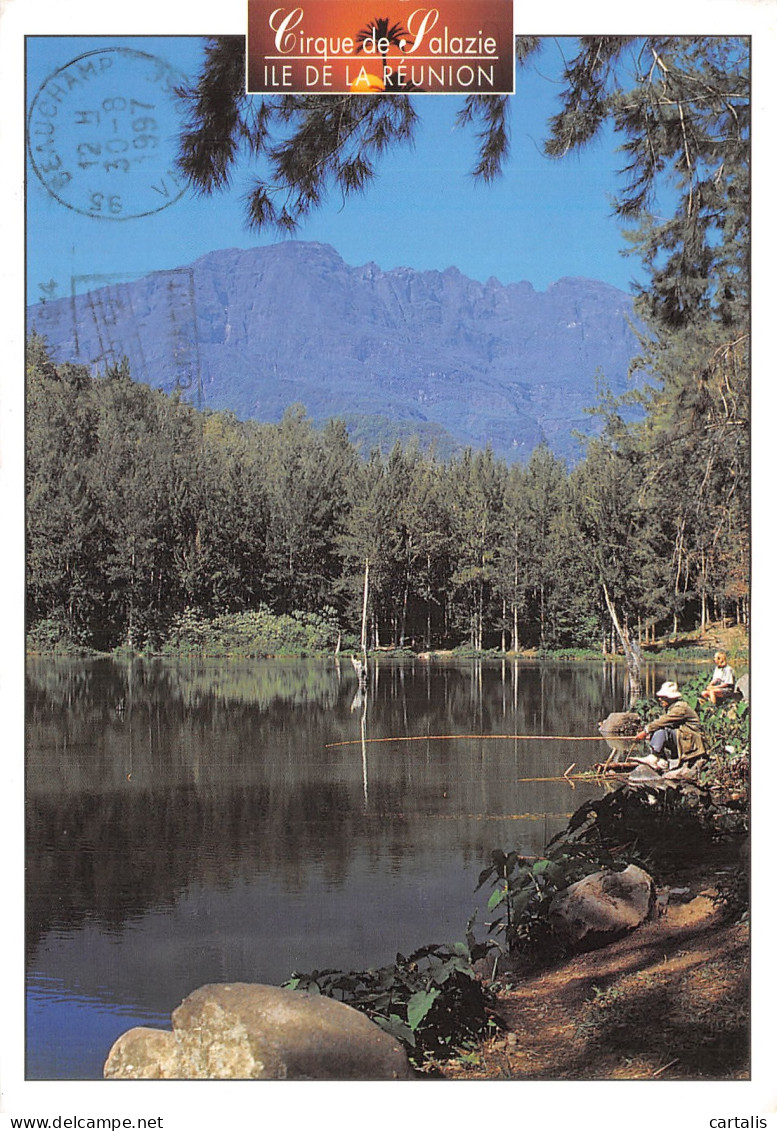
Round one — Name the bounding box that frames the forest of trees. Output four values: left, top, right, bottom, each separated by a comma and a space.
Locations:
26, 36, 750, 657
26, 327, 748, 655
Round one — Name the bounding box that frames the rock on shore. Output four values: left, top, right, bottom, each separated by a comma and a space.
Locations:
548, 864, 656, 950
104, 983, 413, 1080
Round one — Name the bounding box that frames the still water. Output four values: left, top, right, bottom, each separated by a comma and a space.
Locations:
25, 655, 699, 1080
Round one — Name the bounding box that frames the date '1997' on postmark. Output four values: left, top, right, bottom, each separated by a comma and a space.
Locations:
27, 46, 189, 220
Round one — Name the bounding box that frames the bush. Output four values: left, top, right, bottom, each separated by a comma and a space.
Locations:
473, 769, 749, 964
26, 617, 90, 655
283, 940, 501, 1069
158, 605, 348, 656
682, 673, 750, 763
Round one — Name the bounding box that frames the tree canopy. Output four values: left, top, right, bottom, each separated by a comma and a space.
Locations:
176, 35, 749, 329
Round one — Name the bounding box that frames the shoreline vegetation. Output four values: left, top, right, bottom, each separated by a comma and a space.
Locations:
442, 851, 749, 1081
26, 609, 746, 666
281, 737, 749, 1081
442, 757, 749, 1080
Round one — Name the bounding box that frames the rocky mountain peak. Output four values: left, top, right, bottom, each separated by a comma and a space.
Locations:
27, 240, 641, 463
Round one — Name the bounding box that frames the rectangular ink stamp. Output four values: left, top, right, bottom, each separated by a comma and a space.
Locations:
28, 268, 203, 407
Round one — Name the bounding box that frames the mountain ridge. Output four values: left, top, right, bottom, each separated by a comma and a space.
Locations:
27, 240, 642, 463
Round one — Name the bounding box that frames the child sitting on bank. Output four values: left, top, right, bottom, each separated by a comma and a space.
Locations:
700, 651, 736, 706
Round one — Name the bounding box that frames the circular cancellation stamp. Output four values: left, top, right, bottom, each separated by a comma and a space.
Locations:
27, 47, 189, 221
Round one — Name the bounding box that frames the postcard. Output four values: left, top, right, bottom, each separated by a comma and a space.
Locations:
2, 0, 775, 1127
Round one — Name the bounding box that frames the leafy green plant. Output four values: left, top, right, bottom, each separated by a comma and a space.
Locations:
283, 940, 501, 1068
472, 765, 746, 963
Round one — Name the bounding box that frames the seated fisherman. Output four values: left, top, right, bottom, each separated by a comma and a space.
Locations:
635, 681, 707, 768
700, 651, 736, 706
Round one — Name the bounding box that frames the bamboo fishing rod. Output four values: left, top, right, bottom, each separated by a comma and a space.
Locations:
324, 733, 613, 749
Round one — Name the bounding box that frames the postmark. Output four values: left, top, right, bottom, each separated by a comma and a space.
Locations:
161, 268, 203, 402
27, 46, 189, 221
70, 274, 151, 376
29, 268, 203, 407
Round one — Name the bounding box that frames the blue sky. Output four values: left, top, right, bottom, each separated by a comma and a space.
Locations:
26, 34, 645, 308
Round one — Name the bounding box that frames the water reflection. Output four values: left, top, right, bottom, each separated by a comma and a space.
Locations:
26, 655, 699, 1079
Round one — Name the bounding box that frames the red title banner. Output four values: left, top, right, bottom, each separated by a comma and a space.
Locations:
247, 1, 515, 94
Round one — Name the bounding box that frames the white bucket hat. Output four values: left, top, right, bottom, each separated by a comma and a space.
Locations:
656, 681, 682, 701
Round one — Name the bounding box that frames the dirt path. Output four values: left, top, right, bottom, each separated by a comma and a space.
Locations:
442, 882, 749, 1081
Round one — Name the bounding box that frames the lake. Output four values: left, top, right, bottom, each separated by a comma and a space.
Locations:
25, 654, 700, 1079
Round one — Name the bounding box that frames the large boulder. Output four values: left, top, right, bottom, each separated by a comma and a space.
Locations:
598, 713, 642, 763
102, 1027, 181, 1079
548, 865, 656, 951
104, 983, 413, 1080
598, 711, 641, 737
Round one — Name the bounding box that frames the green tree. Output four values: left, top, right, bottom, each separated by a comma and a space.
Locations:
496, 461, 529, 651
446, 448, 505, 651
543, 502, 601, 650
544, 37, 748, 329
260, 405, 353, 613
570, 431, 651, 700
92, 362, 193, 648
404, 452, 455, 649
337, 448, 393, 647
518, 445, 569, 650
377, 441, 418, 646
27, 338, 107, 645
629, 329, 749, 634
176, 411, 271, 614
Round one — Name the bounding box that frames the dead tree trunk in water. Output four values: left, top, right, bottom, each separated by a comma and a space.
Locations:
360, 558, 370, 662
602, 583, 643, 706
349, 559, 370, 691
